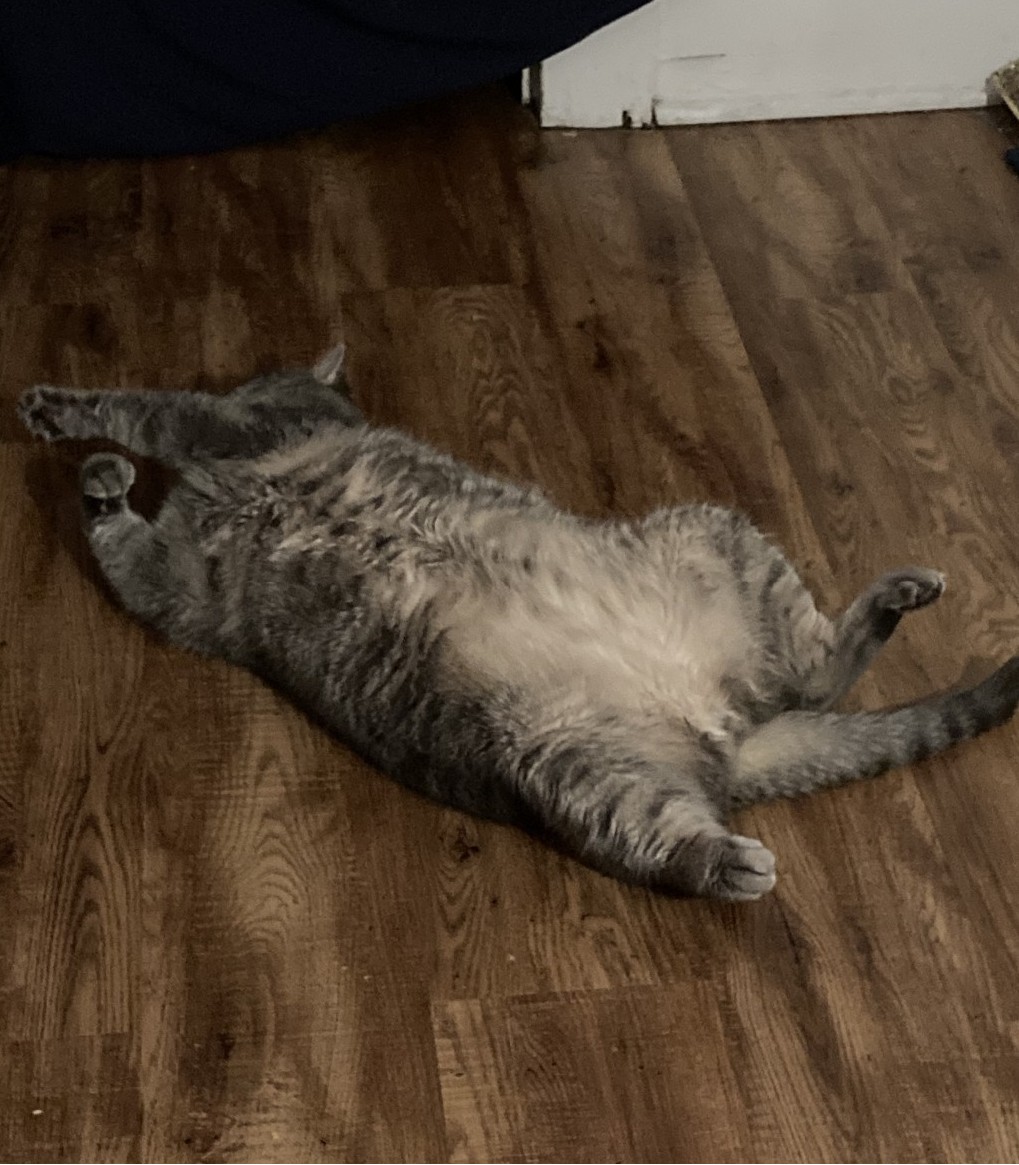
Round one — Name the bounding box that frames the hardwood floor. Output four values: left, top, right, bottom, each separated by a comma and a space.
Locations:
2, 88, 1019, 1161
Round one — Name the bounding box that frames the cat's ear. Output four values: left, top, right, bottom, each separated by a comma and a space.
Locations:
312, 342, 347, 387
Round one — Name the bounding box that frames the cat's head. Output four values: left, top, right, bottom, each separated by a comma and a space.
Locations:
311, 342, 347, 388
233, 341, 364, 426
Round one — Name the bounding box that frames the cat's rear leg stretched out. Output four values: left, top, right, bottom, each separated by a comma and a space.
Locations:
729, 656, 1019, 808
512, 736, 778, 901
729, 553, 1019, 810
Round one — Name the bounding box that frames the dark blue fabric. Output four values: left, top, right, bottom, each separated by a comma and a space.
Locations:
0, 1, 649, 160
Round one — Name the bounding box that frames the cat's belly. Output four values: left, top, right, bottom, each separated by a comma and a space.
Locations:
440, 556, 756, 730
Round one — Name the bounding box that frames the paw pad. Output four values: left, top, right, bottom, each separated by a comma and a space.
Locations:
881, 568, 946, 612
81, 453, 135, 504
17, 386, 65, 441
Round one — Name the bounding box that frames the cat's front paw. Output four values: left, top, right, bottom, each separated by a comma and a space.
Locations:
18, 385, 79, 442
81, 452, 135, 516
876, 567, 946, 612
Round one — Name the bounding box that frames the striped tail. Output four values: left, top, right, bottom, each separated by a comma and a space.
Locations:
729, 656, 1019, 808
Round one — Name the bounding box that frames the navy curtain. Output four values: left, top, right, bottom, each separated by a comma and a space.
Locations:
0, 1, 650, 160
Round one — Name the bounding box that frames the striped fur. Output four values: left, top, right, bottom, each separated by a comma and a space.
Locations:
18, 352, 1019, 901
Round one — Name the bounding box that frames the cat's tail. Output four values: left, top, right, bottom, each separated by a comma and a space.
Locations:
728, 655, 1019, 808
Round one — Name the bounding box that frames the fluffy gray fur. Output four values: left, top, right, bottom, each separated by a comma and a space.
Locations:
18, 348, 1019, 901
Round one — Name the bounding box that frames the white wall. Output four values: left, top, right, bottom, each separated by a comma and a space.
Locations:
536, 0, 1019, 126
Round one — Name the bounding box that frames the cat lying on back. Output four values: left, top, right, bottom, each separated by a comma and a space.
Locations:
18, 345, 1019, 901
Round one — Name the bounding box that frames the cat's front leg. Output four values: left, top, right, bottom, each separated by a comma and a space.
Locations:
81, 450, 137, 513
18, 385, 107, 443
80, 452, 177, 627
19, 380, 344, 465
19, 384, 195, 453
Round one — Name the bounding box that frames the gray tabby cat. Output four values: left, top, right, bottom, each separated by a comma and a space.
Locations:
18, 347, 1019, 901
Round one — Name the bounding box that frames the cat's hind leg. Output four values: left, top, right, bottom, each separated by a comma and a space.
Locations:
799, 568, 946, 709
728, 653, 1019, 808
516, 736, 776, 900
759, 550, 946, 711
664, 831, 777, 902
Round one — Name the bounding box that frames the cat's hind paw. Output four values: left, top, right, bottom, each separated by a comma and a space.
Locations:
877, 567, 946, 612
81, 452, 135, 516
705, 834, 777, 901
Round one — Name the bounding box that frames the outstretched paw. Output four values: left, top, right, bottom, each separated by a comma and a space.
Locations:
704, 834, 777, 902
81, 453, 135, 517
18, 385, 83, 442
875, 567, 946, 612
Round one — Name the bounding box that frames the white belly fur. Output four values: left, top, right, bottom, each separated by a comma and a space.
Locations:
440, 524, 753, 732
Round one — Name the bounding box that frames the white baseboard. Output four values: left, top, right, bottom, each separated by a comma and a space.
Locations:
537, 0, 1017, 127
650, 85, 998, 128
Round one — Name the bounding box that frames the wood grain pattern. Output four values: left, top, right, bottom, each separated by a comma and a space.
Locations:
3, 90, 1019, 1161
